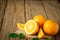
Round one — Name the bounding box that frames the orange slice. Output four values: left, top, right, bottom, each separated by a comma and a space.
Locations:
17, 23, 24, 30
38, 28, 46, 38
24, 20, 39, 35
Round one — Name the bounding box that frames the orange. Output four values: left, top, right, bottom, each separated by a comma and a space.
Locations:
17, 23, 24, 30
33, 15, 46, 28
24, 20, 39, 35
38, 28, 46, 38
43, 20, 59, 35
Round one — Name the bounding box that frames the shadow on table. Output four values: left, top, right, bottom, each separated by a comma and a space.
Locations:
56, 23, 60, 37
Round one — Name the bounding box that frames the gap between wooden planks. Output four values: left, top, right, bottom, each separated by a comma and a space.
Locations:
42, 1, 60, 40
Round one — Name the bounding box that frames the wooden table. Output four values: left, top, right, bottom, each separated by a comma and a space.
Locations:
0, 0, 60, 40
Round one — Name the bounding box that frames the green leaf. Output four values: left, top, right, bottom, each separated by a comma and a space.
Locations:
44, 38, 50, 40
8, 33, 18, 38
19, 33, 25, 39
32, 38, 38, 40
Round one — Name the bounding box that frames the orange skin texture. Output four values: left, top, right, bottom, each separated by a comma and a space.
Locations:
33, 15, 46, 28
43, 20, 59, 36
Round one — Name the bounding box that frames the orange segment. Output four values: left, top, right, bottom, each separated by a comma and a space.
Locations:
17, 23, 24, 30
38, 28, 46, 38
24, 20, 39, 35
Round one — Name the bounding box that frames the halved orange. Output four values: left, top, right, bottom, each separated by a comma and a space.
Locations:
38, 28, 46, 38
17, 23, 24, 30
24, 20, 39, 35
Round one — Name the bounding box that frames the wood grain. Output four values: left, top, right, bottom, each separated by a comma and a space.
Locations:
42, 1, 60, 40
1, 0, 25, 40
25, 0, 47, 20
45, 1, 60, 40
0, 0, 7, 32
0, 0, 60, 40
25, 0, 48, 40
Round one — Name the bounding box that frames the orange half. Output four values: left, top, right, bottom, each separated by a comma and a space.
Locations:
24, 20, 39, 35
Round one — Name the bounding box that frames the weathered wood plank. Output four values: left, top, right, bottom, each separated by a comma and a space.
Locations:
27, 0, 57, 1
45, 1, 60, 40
42, 1, 56, 21
25, 0, 47, 20
0, 0, 7, 32
42, 0, 57, 1
1, 0, 60, 40
42, 1, 60, 40
25, 0, 48, 40
1, 0, 25, 40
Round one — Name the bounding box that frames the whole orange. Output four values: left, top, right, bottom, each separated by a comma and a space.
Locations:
43, 20, 59, 36
33, 15, 46, 28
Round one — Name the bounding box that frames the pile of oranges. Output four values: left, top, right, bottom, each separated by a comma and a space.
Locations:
17, 15, 59, 38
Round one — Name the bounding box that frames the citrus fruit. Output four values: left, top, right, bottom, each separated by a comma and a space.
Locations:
43, 20, 59, 35
24, 20, 39, 35
17, 23, 24, 30
33, 15, 46, 27
38, 28, 46, 38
